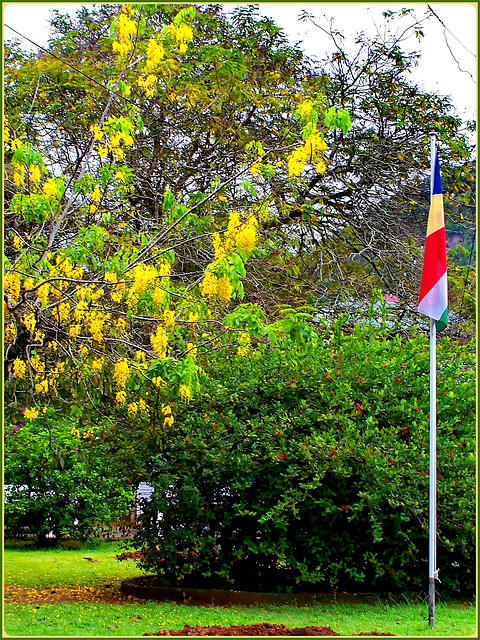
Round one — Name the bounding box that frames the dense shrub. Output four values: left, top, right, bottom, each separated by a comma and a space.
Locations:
131, 319, 476, 596
4, 410, 135, 545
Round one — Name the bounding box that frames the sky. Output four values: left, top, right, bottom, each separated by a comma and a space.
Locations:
3, 2, 477, 121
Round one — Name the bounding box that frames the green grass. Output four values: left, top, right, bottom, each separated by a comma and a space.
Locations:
4, 540, 477, 637
4, 539, 141, 588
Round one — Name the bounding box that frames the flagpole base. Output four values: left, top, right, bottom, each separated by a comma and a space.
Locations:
428, 577, 435, 628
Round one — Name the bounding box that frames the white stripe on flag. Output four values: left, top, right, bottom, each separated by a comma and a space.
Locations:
418, 272, 448, 321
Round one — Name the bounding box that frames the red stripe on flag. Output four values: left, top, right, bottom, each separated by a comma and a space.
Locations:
419, 226, 447, 302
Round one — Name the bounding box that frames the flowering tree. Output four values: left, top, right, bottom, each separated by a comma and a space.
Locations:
4, 4, 343, 431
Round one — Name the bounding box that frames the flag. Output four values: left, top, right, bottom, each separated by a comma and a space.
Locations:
418, 150, 448, 331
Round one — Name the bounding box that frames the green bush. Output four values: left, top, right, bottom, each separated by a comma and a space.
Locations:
4, 409, 135, 545
131, 319, 476, 596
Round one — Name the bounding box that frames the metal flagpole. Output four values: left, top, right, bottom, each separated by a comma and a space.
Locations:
428, 316, 437, 628
428, 133, 438, 629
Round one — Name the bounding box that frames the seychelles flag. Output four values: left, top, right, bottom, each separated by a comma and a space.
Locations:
418, 150, 448, 331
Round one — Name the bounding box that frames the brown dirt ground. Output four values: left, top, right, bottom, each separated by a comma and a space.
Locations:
143, 623, 395, 636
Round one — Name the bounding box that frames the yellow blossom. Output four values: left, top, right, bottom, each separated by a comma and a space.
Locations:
151, 325, 168, 359
217, 277, 233, 303
4, 272, 21, 303
152, 287, 165, 309
37, 283, 50, 307
5, 323, 16, 342
23, 313, 36, 333
42, 178, 58, 199
113, 358, 130, 389
298, 100, 314, 119
34, 330, 45, 343
91, 186, 101, 203
91, 357, 104, 373
179, 384, 191, 400
13, 358, 26, 379
71, 426, 80, 437
35, 379, 49, 394
200, 271, 218, 299
13, 163, 25, 187
186, 343, 197, 357
29, 164, 41, 184
128, 402, 138, 415
163, 308, 175, 329
235, 216, 258, 253
25, 407, 39, 421
237, 332, 250, 356
116, 390, 127, 404
13, 236, 23, 250
146, 39, 165, 69
90, 124, 104, 141
132, 263, 158, 292
138, 398, 148, 414
159, 262, 172, 276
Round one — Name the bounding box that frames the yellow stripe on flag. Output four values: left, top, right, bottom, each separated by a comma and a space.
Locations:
426, 193, 444, 236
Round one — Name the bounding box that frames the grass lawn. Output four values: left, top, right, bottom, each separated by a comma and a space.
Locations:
3, 540, 477, 637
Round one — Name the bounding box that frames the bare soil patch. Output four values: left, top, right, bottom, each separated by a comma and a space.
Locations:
144, 623, 395, 636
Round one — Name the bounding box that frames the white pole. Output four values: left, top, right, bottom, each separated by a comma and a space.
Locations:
428, 317, 437, 628
428, 133, 438, 629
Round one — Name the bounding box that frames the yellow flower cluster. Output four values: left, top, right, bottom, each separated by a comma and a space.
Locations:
30, 164, 42, 184
173, 22, 193, 54
116, 390, 127, 404
13, 236, 23, 249
200, 270, 233, 305
31, 353, 44, 374
13, 358, 26, 379
179, 384, 191, 400
235, 216, 258, 253
298, 100, 314, 119
186, 342, 197, 357
37, 283, 50, 307
43, 178, 58, 199
163, 308, 175, 329
151, 325, 168, 359
71, 426, 80, 437
52, 302, 71, 323
69, 324, 81, 338
24, 313, 36, 333
237, 332, 250, 357
24, 407, 39, 421
162, 403, 174, 428
35, 379, 49, 394
152, 287, 165, 310
287, 130, 327, 177
132, 263, 158, 293
112, 11, 137, 57
13, 163, 25, 187
5, 323, 16, 342
113, 358, 130, 389
4, 272, 21, 304
91, 357, 104, 373
215, 211, 258, 258
146, 39, 165, 69
85, 310, 111, 342
90, 124, 104, 141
